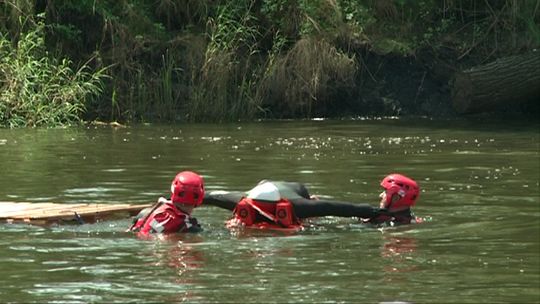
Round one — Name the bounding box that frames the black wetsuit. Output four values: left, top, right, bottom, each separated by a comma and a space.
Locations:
203, 181, 382, 219
365, 208, 415, 226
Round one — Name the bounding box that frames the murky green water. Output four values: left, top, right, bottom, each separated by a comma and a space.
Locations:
0, 118, 539, 303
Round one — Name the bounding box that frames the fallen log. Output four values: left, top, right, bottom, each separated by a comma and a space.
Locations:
452, 51, 540, 114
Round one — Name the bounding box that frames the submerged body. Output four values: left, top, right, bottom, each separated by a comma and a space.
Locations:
204, 180, 389, 231
205, 174, 422, 231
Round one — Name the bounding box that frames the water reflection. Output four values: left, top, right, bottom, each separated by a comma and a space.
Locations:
155, 238, 204, 273
135, 234, 206, 302
138, 235, 204, 273
226, 226, 303, 239
380, 234, 419, 274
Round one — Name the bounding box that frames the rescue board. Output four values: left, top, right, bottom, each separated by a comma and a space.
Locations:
0, 201, 151, 225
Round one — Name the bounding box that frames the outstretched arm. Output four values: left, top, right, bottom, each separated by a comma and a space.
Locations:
203, 190, 244, 211
290, 197, 381, 219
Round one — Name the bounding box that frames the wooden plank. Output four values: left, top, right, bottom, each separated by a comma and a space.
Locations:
1, 203, 90, 218
0, 203, 57, 215
9, 204, 148, 220
6, 205, 141, 219
0, 202, 151, 224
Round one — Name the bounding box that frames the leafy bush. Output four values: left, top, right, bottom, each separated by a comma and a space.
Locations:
0, 18, 107, 128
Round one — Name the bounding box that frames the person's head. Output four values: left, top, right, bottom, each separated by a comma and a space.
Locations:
170, 171, 204, 213
379, 173, 419, 211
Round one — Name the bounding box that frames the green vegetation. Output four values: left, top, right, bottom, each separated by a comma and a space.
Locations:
0, 16, 106, 127
0, 0, 538, 127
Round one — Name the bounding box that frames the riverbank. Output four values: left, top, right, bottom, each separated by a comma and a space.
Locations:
1, 1, 538, 127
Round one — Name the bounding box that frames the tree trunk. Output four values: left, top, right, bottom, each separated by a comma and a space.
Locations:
452, 51, 540, 114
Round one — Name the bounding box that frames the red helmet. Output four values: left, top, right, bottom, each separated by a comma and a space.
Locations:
170, 171, 204, 206
380, 173, 419, 209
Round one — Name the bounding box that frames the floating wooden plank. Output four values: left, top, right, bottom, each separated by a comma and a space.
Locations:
0, 201, 152, 225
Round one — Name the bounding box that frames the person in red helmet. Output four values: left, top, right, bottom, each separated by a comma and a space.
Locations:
129, 171, 204, 234
363, 173, 422, 226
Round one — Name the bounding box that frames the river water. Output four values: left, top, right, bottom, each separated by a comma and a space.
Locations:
0, 118, 538, 303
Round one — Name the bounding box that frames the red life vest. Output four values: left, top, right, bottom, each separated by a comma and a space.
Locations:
233, 197, 301, 228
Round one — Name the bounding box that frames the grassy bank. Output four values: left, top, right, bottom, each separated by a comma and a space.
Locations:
1, 0, 538, 127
